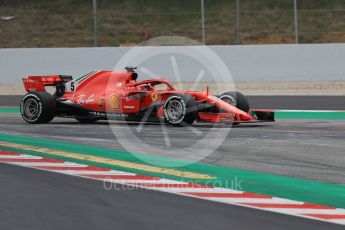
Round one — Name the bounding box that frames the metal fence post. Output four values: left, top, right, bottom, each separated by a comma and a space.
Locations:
201, 0, 206, 45
93, 0, 98, 47
294, 0, 299, 44
235, 0, 241, 45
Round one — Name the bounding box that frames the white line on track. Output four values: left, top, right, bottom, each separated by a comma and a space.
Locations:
52, 170, 136, 175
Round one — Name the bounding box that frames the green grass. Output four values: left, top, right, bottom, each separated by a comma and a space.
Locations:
1, 0, 345, 47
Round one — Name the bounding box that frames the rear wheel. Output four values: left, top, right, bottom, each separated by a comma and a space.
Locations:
164, 94, 197, 126
219, 91, 250, 112
20, 92, 56, 124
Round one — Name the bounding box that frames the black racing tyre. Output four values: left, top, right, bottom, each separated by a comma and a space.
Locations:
75, 118, 99, 124
219, 91, 250, 113
20, 92, 56, 124
164, 94, 197, 126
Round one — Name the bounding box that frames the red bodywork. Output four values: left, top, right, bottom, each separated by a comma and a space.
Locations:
22, 71, 273, 123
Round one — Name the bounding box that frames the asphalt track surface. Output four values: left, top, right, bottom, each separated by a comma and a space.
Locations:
1, 96, 345, 230
1, 113, 344, 184
2, 95, 345, 109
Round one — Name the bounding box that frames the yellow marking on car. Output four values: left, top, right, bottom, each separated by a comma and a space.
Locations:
98, 98, 104, 108
0, 141, 214, 179
107, 95, 120, 110
151, 93, 158, 102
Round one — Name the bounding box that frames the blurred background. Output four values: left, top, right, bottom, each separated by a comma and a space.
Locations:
1, 0, 345, 48
1, 0, 345, 96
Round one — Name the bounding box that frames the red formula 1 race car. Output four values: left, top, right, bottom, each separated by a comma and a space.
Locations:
20, 67, 274, 125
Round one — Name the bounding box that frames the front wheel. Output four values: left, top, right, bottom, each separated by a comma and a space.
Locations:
219, 91, 250, 113
164, 94, 197, 126
20, 92, 56, 124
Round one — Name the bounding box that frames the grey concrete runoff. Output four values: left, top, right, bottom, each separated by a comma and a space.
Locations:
0, 163, 343, 230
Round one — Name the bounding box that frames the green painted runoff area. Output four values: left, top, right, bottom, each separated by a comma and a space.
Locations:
275, 110, 345, 120
0, 108, 20, 113
0, 132, 345, 209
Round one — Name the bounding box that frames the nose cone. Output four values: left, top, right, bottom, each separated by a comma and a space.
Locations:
208, 96, 254, 121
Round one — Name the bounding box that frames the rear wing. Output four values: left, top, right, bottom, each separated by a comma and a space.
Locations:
22, 75, 73, 92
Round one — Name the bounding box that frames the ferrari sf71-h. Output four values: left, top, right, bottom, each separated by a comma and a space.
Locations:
20, 67, 274, 126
